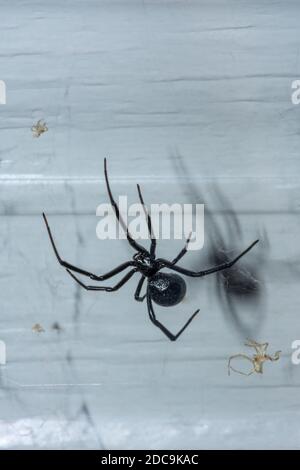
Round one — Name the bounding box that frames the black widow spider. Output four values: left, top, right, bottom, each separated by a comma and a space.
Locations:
42, 159, 259, 341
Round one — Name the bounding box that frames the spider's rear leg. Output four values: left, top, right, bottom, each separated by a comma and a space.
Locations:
146, 289, 199, 341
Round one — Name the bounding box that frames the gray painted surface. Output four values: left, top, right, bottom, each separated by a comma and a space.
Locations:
0, 0, 300, 449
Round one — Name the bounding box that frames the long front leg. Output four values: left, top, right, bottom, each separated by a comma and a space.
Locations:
104, 158, 149, 256
146, 288, 199, 341
66, 268, 137, 291
43, 213, 135, 280
158, 240, 259, 278
137, 184, 156, 259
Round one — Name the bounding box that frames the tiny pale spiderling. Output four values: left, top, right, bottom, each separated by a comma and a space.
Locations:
32, 323, 45, 333
31, 119, 48, 138
228, 339, 281, 376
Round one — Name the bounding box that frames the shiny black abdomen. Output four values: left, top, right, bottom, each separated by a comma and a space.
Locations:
149, 272, 186, 307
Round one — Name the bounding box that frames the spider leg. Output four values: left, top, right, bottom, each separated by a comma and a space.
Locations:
43, 213, 135, 280
171, 232, 192, 265
228, 354, 255, 376
245, 339, 268, 348
269, 351, 281, 361
104, 158, 149, 255
65, 268, 137, 291
146, 287, 199, 341
245, 339, 269, 356
136, 184, 156, 259
134, 275, 147, 302
158, 240, 259, 278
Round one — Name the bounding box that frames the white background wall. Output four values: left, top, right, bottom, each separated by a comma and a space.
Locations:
0, 0, 300, 449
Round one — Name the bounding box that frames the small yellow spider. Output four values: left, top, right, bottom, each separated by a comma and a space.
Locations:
32, 323, 45, 333
228, 339, 281, 376
31, 119, 48, 138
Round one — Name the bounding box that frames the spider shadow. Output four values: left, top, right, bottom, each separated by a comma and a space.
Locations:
169, 151, 268, 339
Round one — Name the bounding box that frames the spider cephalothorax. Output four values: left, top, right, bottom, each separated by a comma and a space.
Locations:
43, 158, 259, 341
133, 252, 155, 273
